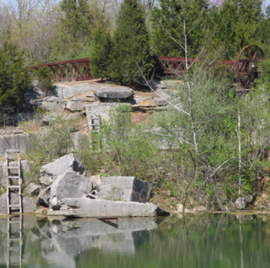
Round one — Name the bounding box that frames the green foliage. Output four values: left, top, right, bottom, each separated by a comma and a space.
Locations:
90, 26, 112, 79
110, 0, 152, 85
210, 0, 263, 59
26, 115, 79, 181
34, 67, 53, 95
150, 0, 210, 57
0, 37, 31, 117
99, 104, 158, 181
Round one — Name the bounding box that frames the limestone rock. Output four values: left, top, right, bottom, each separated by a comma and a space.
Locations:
50, 170, 93, 210
66, 100, 84, 112
89, 175, 101, 190
52, 84, 98, 99
235, 195, 254, 210
48, 198, 169, 218
154, 97, 167, 106
36, 186, 51, 207
99, 176, 151, 202
95, 87, 133, 100
192, 206, 208, 212
39, 97, 65, 112
39, 153, 85, 185
0, 192, 36, 214
149, 80, 167, 90
176, 203, 192, 213
26, 182, 41, 196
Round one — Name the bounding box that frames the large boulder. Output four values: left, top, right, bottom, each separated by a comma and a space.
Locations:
66, 100, 84, 112
26, 182, 41, 196
99, 176, 151, 202
94, 87, 133, 100
50, 170, 93, 210
48, 198, 169, 218
40, 153, 85, 185
235, 195, 255, 210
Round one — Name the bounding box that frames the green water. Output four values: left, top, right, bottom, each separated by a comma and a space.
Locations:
0, 213, 269, 267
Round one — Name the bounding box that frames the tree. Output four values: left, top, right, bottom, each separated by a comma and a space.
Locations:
0, 37, 31, 122
210, 0, 263, 59
150, 0, 210, 57
90, 24, 112, 79
110, 0, 151, 85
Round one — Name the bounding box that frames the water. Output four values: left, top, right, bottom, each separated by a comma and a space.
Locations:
0, 213, 269, 268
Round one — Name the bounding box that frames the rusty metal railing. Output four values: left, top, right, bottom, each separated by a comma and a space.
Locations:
30, 58, 93, 82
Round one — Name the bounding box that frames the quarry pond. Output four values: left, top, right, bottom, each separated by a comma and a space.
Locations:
0, 213, 270, 268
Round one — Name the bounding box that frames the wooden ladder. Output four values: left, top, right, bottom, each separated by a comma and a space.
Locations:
5, 149, 22, 215
6, 215, 23, 268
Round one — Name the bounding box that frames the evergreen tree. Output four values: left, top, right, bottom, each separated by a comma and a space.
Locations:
0, 38, 31, 119
90, 26, 112, 79
110, 0, 151, 85
210, 0, 263, 59
60, 0, 92, 41
150, 0, 210, 57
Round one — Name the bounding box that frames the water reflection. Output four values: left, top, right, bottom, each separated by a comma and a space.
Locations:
0, 214, 270, 268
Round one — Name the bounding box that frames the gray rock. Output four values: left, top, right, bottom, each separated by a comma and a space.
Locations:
26, 182, 41, 196
36, 186, 51, 207
155, 88, 171, 100
0, 192, 36, 214
235, 195, 255, 210
66, 100, 84, 112
154, 97, 167, 106
89, 175, 101, 190
52, 84, 98, 99
84, 102, 116, 130
39, 98, 65, 112
99, 176, 151, 202
0, 134, 29, 155
50, 170, 93, 210
192, 206, 208, 212
177, 204, 192, 213
149, 80, 167, 90
48, 198, 169, 218
39, 153, 85, 185
95, 87, 133, 99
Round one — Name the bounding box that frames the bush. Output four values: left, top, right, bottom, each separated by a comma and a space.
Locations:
0, 38, 31, 120
35, 66, 53, 95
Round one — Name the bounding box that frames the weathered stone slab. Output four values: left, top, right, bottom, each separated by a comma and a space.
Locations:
95, 87, 133, 100
48, 198, 169, 218
50, 170, 92, 210
99, 176, 151, 202
52, 84, 98, 99
66, 100, 84, 112
40, 153, 85, 185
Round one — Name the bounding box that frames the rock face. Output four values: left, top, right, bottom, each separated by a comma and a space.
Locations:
50, 170, 92, 210
99, 176, 151, 202
95, 87, 133, 100
0, 192, 36, 214
235, 195, 254, 210
0, 134, 29, 156
40, 153, 85, 185
48, 198, 169, 218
